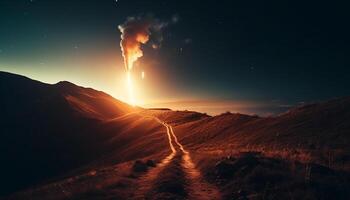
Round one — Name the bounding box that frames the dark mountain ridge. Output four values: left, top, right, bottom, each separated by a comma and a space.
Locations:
0, 71, 138, 195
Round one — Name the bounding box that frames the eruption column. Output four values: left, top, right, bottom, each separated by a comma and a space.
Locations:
126, 71, 135, 106
118, 17, 152, 105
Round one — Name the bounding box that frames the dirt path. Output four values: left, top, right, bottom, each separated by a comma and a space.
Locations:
133, 118, 221, 200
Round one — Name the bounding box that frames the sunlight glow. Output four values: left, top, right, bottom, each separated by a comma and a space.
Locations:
126, 71, 136, 106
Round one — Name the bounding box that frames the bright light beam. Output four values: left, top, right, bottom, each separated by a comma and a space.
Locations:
141, 71, 145, 79
126, 71, 136, 106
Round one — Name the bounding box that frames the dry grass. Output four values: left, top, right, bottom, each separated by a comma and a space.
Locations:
192, 151, 350, 200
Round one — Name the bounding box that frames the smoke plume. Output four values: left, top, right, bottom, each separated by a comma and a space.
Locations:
118, 17, 152, 71
118, 15, 173, 71
118, 15, 175, 105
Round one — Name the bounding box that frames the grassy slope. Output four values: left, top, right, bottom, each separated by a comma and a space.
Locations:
0, 72, 168, 196
147, 97, 350, 167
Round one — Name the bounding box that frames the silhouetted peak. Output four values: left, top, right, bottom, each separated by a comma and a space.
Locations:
56, 81, 78, 88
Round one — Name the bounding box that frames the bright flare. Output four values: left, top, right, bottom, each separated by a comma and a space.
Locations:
141, 71, 145, 79
119, 18, 152, 105
126, 71, 136, 106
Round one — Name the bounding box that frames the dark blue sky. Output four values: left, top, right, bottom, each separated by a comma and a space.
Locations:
0, 0, 349, 115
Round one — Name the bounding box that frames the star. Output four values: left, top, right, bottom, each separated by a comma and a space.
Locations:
172, 15, 179, 23
184, 38, 192, 44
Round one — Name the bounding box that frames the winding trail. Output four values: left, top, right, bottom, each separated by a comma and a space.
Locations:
133, 117, 221, 200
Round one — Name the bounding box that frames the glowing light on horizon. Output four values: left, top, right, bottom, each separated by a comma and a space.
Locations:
126, 71, 136, 106
119, 18, 152, 106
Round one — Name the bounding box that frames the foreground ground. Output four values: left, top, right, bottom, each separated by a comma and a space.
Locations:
5, 112, 350, 200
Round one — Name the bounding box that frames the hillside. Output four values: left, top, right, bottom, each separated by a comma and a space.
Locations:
0, 72, 167, 196
176, 97, 350, 148
146, 97, 350, 169
2, 71, 350, 199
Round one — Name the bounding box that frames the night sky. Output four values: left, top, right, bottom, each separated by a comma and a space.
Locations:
0, 0, 349, 115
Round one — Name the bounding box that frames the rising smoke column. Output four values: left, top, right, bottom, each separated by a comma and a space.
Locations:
118, 17, 152, 71
118, 16, 174, 105
118, 17, 152, 105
